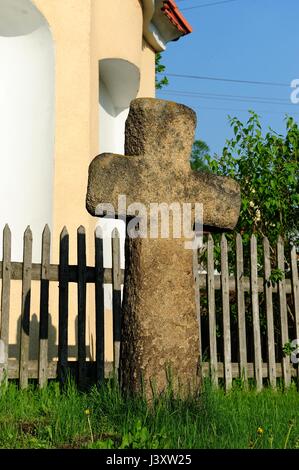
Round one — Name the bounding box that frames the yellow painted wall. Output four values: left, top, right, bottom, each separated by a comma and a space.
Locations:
32, 0, 155, 263
139, 39, 156, 98
34, 0, 94, 263
7, 0, 156, 363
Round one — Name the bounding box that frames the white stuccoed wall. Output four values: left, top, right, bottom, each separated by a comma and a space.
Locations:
99, 59, 140, 308
0, 0, 55, 262
99, 80, 129, 155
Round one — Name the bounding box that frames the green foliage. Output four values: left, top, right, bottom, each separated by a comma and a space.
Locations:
3, 380, 299, 449
267, 268, 284, 287
88, 438, 114, 449
282, 341, 297, 357
119, 420, 169, 449
155, 53, 169, 90
206, 112, 299, 245
190, 140, 211, 172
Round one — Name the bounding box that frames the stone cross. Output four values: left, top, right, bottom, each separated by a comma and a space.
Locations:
86, 98, 240, 397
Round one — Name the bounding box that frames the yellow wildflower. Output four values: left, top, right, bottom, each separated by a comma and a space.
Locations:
257, 427, 264, 435
84, 409, 90, 415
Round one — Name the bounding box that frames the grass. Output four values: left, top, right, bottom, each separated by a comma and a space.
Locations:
1, 378, 299, 449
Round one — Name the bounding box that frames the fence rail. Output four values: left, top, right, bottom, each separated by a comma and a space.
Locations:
197, 233, 299, 390
0, 225, 298, 390
0, 224, 122, 388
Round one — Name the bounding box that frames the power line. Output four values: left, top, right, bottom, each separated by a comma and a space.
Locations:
157, 72, 291, 88
184, 105, 299, 116
159, 90, 296, 107
162, 94, 297, 107
160, 89, 290, 104
180, 0, 241, 11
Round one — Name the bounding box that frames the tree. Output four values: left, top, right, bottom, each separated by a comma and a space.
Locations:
190, 140, 211, 173
198, 114, 299, 361
155, 52, 169, 90
206, 112, 299, 246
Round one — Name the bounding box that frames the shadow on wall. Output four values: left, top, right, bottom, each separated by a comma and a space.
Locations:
9, 313, 57, 361
8, 313, 91, 361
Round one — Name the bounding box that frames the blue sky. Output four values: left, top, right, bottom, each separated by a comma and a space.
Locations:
156, 0, 299, 156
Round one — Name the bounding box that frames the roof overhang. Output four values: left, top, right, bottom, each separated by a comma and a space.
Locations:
142, 0, 192, 52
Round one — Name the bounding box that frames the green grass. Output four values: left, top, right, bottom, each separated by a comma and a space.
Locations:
1, 378, 299, 449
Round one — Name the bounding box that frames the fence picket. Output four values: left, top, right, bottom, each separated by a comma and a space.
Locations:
19, 227, 33, 389
250, 234, 263, 391
77, 226, 87, 388
277, 237, 291, 387
235, 234, 247, 386
291, 245, 299, 341
58, 227, 69, 384
38, 225, 51, 388
207, 234, 218, 387
95, 226, 105, 384
221, 234, 232, 391
0, 226, 297, 390
263, 237, 276, 388
193, 246, 202, 381
290, 244, 299, 389
0, 225, 11, 384
112, 229, 121, 373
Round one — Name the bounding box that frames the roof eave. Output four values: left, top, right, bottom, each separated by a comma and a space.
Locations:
142, 0, 192, 52
162, 0, 192, 36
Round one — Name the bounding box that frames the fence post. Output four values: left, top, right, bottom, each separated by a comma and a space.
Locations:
290, 244, 299, 389
193, 245, 202, 383
221, 234, 232, 391
77, 226, 87, 388
263, 237, 276, 388
277, 236, 291, 388
235, 233, 247, 386
290, 245, 299, 342
0, 225, 11, 384
38, 225, 51, 388
250, 234, 263, 391
112, 228, 121, 374
19, 226, 33, 389
95, 226, 105, 384
58, 227, 69, 385
207, 233, 218, 387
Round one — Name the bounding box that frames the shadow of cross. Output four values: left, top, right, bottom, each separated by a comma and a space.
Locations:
86, 98, 240, 397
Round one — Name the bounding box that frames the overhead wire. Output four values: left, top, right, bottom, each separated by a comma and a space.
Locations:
170, 2, 299, 128
179, 105, 299, 116
180, 0, 243, 11
157, 73, 291, 88
161, 3, 297, 112
159, 89, 296, 107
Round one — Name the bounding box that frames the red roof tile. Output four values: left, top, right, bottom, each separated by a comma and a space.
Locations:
161, 0, 193, 36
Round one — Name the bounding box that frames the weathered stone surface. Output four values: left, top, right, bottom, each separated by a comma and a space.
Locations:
120, 236, 200, 396
86, 98, 241, 397
87, 99, 240, 230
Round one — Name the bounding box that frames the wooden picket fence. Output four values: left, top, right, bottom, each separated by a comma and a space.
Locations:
195, 233, 299, 391
0, 224, 123, 389
0, 225, 298, 390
